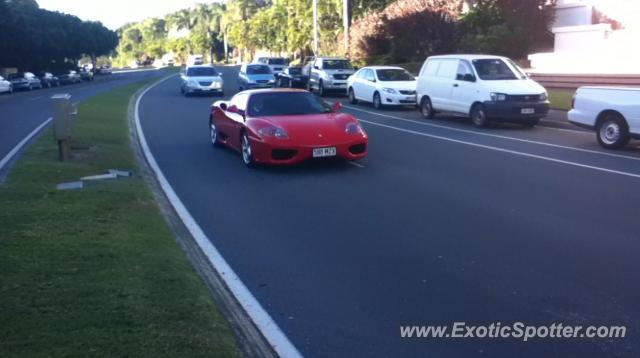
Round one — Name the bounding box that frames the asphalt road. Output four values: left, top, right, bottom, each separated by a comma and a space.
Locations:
140, 66, 640, 357
0, 68, 170, 173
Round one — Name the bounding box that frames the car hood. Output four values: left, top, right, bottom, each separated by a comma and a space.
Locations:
254, 113, 360, 145
246, 74, 275, 81
323, 69, 355, 76
376, 80, 417, 91
186, 75, 223, 82
483, 79, 546, 95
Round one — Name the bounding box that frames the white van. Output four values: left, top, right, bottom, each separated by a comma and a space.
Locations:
416, 54, 549, 127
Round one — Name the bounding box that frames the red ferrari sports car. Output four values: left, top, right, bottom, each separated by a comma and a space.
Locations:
208, 89, 368, 167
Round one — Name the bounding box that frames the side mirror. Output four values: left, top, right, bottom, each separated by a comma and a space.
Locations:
313, 65, 319, 70
219, 102, 228, 111
332, 102, 342, 112
227, 104, 238, 113
463, 74, 476, 82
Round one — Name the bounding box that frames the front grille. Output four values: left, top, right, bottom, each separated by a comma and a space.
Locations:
399, 100, 416, 104
333, 74, 350, 80
272, 149, 297, 160
399, 90, 416, 95
257, 80, 269, 83
507, 94, 541, 102
199, 81, 212, 86
349, 143, 367, 155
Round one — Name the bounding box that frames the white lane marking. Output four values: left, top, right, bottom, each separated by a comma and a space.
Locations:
359, 119, 640, 180
135, 75, 302, 358
349, 161, 365, 168
28, 95, 45, 101
0, 117, 53, 172
343, 105, 640, 162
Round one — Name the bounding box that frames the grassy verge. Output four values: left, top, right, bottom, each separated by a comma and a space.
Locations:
0, 80, 241, 357
548, 88, 574, 111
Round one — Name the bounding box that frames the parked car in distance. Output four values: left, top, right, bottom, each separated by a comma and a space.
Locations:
7, 72, 42, 91
306, 57, 356, 96
238, 64, 275, 91
276, 66, 307, 88
209, 89, 368, 167
180, 64, 224, 96
568, 86, 640, 149
79, 68, 94, 81
348, 66, 417, 109
58, 70, 82, 85
417, 54, 549, 127
0, 75, 12, 93
38, 72, 60, 87
97, 65, 112, 75
255, 57, 288, 76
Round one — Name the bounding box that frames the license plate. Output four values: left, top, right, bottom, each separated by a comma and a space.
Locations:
406, 96, 416, 101
313, 147, 337, 158
521, 108, 535, 114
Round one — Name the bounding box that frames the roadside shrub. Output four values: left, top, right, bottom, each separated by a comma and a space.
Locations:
350, 0, 461, 64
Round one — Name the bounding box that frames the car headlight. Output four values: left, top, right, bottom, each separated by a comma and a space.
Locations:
212, 81, 222, 89
382, 88, 397, 94
268, 79, 276, 83
490, 92, 507, 101
540, 92, 548, 101
258, 126, 288, 139
345, 122, 365, 135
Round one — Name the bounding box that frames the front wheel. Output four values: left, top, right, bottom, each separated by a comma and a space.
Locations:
210, 119, 221, 147
597, 114, 630, 149
420, 97, 435, 119
348, 88, 358, 104
241, 133, 255, 167
373, 92, 384, 109
470, 104, 488, 127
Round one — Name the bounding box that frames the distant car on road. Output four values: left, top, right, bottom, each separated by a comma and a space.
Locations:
276, 66, 307, 88
417, 54, 549, 127
209, 89, 368, 167
57, 70, 82, 85
97, 65, 112, 75
180, 64, 224, 96
255, 57, 288, 76
348, 66, 417, 109
306, 57, 356, 96
79, 68, 94, 81
187, 54, 204, 66
38, 72, 60, 88
0, 75, 12, 94
238, 64, 275, 91
7, 72, 42, 91
568, 86, 640, 149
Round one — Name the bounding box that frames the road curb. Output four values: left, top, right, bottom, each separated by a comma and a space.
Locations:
127, 75, 300, 358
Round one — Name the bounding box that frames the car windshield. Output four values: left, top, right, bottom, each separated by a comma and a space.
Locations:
268, 58, 286, 65
247, 65, 271, 75
472, 59, 518, 80
323, 60, 353, 70
288, 67, 302, 75
187, 67, 217, 76
247, 92, 332, 117
376, 69, 414, 81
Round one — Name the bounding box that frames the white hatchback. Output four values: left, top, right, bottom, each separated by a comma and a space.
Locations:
348, 66, 417, 109
416, 54, 549, 127
0, 75, 12, 94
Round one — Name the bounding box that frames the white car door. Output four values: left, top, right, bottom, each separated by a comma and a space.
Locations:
450, 60, 478, 114
363, 69, 377, 102
431, 59, 459, 111
0, 77, 8, 92
350, 70, 365, 99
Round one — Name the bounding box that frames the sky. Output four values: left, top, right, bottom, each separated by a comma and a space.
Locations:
37, 0, 221, 29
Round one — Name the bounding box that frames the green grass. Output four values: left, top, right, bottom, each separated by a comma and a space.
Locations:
0, 81, 241, 357
548, 88, 575, 111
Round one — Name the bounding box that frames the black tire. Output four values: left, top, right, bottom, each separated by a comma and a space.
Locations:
318, 80, 325, 97
180, 86, 184, 95
522, 118, 540, 128
209, 118, 222, 147
28, 84, 33, 91
305, 80, 311, 92
241, 133, 255, 168
470, 103, 488, 127
373, 92, 383, 109
597, 113, 630, 149
420, 97, 435, 119
348, 88, 358, 104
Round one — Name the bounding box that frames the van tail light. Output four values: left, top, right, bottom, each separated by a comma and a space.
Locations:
571, 92, 576, 109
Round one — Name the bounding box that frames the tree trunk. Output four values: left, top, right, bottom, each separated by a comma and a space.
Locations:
224, 32, 228, 63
